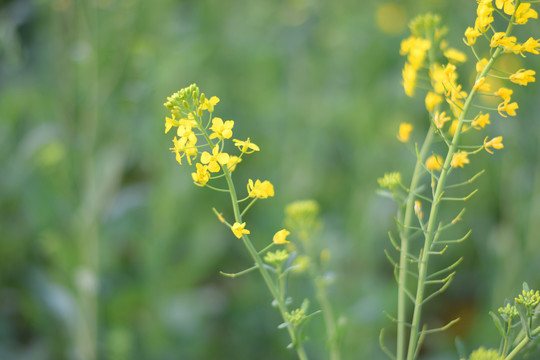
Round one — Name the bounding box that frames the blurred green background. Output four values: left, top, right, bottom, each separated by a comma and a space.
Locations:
1, 0, 540, 359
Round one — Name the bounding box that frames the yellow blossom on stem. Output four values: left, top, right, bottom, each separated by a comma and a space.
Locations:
473, 77, 490, 92
490, 32, 518, 52
200, 145, 230, 172
498, 101, 518, 117
484, 136, 504, 154
519, 37, 540, 56
209, 117, 234, 140
444, 48, 467, 63
426, 155, 443, 171
515, 3, 538, 25
169, 136, 197, 165
425, 91, 443, 112
471, 113, 490, 129
496, 0, 515, 15
402, 62, 417, 97
433, 111, 451, 129
476, 58, 488, 73
199, 95, 220, 112
400, 36, 431, 68
165, 115, 179, 134
192, 163, 210, 186
273, 229, 291, 244
494, 87, 513, 103
227, 156, 242, 172
233, 138, 260, 154
231, 222, 250, 239
247, 179, 275, 199
510, 69, 536, 86
397, 122, 413, 142
451, 151, 470, 168
464, 27, 481, 46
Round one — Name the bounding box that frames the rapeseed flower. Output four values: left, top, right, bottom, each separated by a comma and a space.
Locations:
273, 229, 291, 244
426, 155, 443, 171
397, 122, 413, 142
247, 179, 275, 199
231, 222, 250, 238
510, 69, 536, 86
451, 151, 470, 168
209, 117, 234, 140
471, 113, 490, 129
201, 145, 230, 172
233, 138, 260, 154
192, 163, 210, 186
483, 136, 504, 154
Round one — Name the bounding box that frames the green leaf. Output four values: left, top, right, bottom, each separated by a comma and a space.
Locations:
516, 302, 532, 339
489, 311, 505, 337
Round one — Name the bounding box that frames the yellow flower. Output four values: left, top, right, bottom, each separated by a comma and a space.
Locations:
473, 77, 491, 92
200, 145, 230, 172
199, 95, 220, 112
444, 48, 467, 63
397, 122, 413, 142
169, 136, 198, 165
519, 37, 540, 56
494, 87, 513, 103
490, 32, 518, 51
233, 138, 260, 154
484, 136, 504, 154
192, 163, 210, 186
247, 179, 275, 199
464, 27, 481, 46
227, 155, 242, 172
496, 0, 515, 15
471, 113, 490, 129
510, 69, 536, 86
400, 36, 431, 68
426, 155, 443, 171
515, 3, 538, 24
449, 119, 459, 136
402, 62, 417, 97
165, 115, 179, 134
451, 151, 470, 168
273, 229, 291, 244
498, 101, 518, 117
414, 200, 423, 219
425, 91, 443, 112
433, 111, 451, 129
209, 117, 234, 140
231, 222, 250, 239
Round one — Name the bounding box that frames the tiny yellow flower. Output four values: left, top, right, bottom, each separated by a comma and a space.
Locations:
433, 111, 451, 129
414, 200, 423, 219
464, 27, 481, 46
397, 122, 413, 142
496, 0, 515, 15
231, 222, 250, 239
519, 37, 540, 56
515, 3, 538, 24
471, 113, 490, 129
425, 91, 443, 112
476, 58, 488, 73
192, 163, 210, 186
444, 48, 467, 63
199, 95, 220, 112
451, 151, 470, 168
233, 138, 260, 154
494, 87, 513, 103
510, 69, 536, 86
209, 117, 234, 140
247, 179, 275, 199
273, 229, 291, 244
227, 155, 242, 172
498, 101, 518, 117
200, 145, 230, 172
473, 77, 490, 92
426, 155, 443, 171
490, 32, 518, 51
484, 136, 504, 154
402, 62, 417, 97
165, 115, 179, 134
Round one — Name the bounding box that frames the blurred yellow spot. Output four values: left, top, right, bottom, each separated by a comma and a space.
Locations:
376, 3, 407, 35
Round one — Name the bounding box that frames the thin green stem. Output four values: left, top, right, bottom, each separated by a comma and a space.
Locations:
314, 276, 341, 360
504, 324, 540, 360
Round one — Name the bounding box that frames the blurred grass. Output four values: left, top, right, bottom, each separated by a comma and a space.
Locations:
1, 0, 540, 359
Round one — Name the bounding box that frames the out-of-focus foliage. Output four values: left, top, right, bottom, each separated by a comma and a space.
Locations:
0, 0, 539, 359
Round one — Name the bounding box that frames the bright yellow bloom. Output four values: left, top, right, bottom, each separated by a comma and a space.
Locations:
233, 138, 260, 154
400, 36, 431, 68
475, 3, 494, 33
397, 122, 413, 142
515, 3, 538, 24
247, 179, 275, 199
519, 37, 540, 56
473, 77, 491, 92
165, 115, 179, 134
199, 95, 220, 112
464, 27, 481, 46
433, 111, 451, 129
209, 117, 234, 140
425, 91, 443, 112
192, 163, 210, 186
227, 156, 242, 172
490, 33, 518, 52
444, 48, 467, 63
169, 136, 198, 165
476, 58, 488, 73
273, 229, 291, 244
496, 0, 515, 15
498, 101, 518, 117
200, 145, 230, 172
402, 62, 417, 97
494, 87, 513, 103
484, 136, 504, 154
510, 69, 536, 86
451, 151, 470, 168
231, 222, 250, 238
471, 113, 490, 129
426, 155, 443, 171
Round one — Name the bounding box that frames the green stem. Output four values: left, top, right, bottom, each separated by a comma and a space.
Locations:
405, 35, 510, 360
314, 276, 341, 360
504, 325, 540, 360
196, 112, 308, 360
